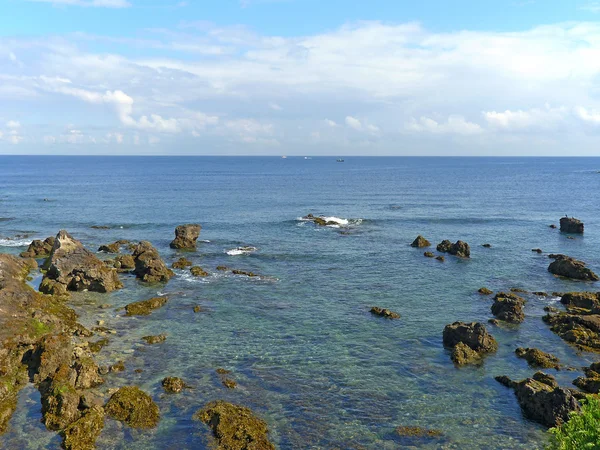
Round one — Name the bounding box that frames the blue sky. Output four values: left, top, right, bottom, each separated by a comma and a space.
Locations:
2, 0, 600, 154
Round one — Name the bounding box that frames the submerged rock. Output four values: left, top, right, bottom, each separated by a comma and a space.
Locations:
20, 236, 55, 258
451, 342, 481, 365
424, 252, 434, 258
435, 256, 445, 262
560, 217, 584, 234
515, 348, 560, 369
172, 257, 193, 269
39, 230, 123, 295
232, 269, 258, 277
436, 240, 470, 258
170, 224, 202, 250
443, 322, 497, 365
162, 377, 186, 393
125, 297, 168, 316
195, 400, 275, 450
495, 372, 580, 427
532, 248, 543, 254
395, 426, 442, 438
105, 386, 160, 429
222, 378, 237, 389
131, 241, 174, 283
491, 292, 525, 324
478, 287, 493, 295
548, 255, 599, 281
411, 235, 431, 248
142, 334, 167, 345
190, 266, 209, 277
549, 224, 557, 229
60, 405, 105, 450
370, 307, 400, 319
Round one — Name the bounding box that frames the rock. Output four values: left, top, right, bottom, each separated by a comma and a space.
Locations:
549, 224, 557, 229
20, 237, 55, 258
39, 231, 123, 294
532, 248, 543, 254
482, 243, 492, 248
131, 241, 174, 283
478, 287, 493, 295
424, 252, 434, 258
534, 292, 548, 297
60, 405, 104, 450
495, 372, 580, 427
88, 339, 109, 354
98, 242, 121, 253
232, 269, 258, 277
560, 292, 600, 313
105, 386, 160, 429
435, 256, 445, 262
560, 217, 584, 234
72, 356, 103, 389
543, 312, 600, 351
370, 307, 400, 319
90, 226, 110, 230
222, 378, 237, 389
573, 362, 600, 393
442, 322, 497, 365
39, 364, 81, 431
451, 342, 481, 365
162, 377, 186, 393
172, 257, 193, 269
194, 400, 275, 450
170, 224, 201, 250
112, 255, 135, 272
510, 288, 528, 293
142, 334, 166, 345
411, 235, 431, 248
491, 292, 525, 323
216, 368, 231, 375
125, 297, 168, 316
436, 240, 470, 258
190, 266, 209, 277
515, 348, 560, 369
110, 361, 125, 373
395, 426, 442, 438
216, 265, 229, 271
193, 305, 203, 313
548, 255, 598, 281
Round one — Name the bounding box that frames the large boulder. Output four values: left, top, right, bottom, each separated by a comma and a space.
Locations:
491, 292, 525, 323
442, 322, 497, 365
105, 386, 160, 429
170, 224, 201, 250
436, 240, 470, 258
560, 217, 584, 234
495, 372, 580, 428
411, 235, 431, 248
131, 241, 174, 283
548, 255, 598, 281
20, 237, 55, 258
560, 292, 600, 312
39, 231, 123, 295
194, 400, 275, 450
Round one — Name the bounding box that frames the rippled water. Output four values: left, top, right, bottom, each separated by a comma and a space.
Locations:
1, 156, 600, 449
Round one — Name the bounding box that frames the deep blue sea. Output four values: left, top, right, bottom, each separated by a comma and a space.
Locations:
1, 156, 600, 449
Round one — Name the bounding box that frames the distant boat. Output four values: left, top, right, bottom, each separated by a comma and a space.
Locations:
281, 156, 287, 159
336, 159, 344, 162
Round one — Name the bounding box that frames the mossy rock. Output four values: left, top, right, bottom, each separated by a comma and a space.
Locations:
172, 257, 193, 269
515, 347, 560, 369
190, 266, 209, 277
222, 378, 237, 389
162, 377, 186, 393
478, 287, 493, 295
105, 386, 159, 429
142, 334, 166, 345
125, 297, 168, 316
61, 405, 105, 450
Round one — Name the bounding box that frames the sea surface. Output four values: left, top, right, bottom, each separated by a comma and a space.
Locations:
0, 156, 599, 449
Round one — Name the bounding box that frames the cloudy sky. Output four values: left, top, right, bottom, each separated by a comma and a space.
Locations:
2, 0, 600, 155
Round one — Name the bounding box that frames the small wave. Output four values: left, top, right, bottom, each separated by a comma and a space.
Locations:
199, 240, 211, 243
227, 246, 257, 256
178, 272, 211, 284
0, 238, 33, 247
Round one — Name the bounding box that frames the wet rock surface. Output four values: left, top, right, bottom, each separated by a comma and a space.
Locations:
172, 257, 193, 269
125, 296, 168, 316
478, 287, 493, 295
515, 347, 560, 369
170, 224, 202, 250
60, 405, 105, 450
142, 334, 167, 345
436, 240, 470, 258
131, 241, 174, 283
190, 266, 209, 277
491, 292, 525, 323
548, 254, 599, 281
443, 322, 497, 365
573, 362, 600, 393
560, 217, 584, 234
105, 386, 160, 429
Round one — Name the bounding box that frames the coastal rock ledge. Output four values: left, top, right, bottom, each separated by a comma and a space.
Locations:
170, 224, 202, 250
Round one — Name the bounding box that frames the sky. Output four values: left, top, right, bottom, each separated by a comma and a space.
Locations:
2, 0, 600, 155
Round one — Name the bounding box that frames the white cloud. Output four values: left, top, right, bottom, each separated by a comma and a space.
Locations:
25, 0, 131, 8
8, 52, 16, 62
324, 119, 338, 127
345, 116, 362, 130
269, 102, 282, 111
407, 115, 483, 135
483, 106, 568, 130
6, 121, 20, 129
575, 106, 600, 124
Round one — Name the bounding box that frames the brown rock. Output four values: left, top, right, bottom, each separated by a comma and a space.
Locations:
105, 386, 160, 429
443, 322, 497, 365
172, 257, 193, 269
125, 296, 168, 316
515, 347, 560, 369
478, 287, 493, 295
162, 377, 186, 393
424, 252, 434, 258
548, 255, 598, 281
491, 292, 525, 323
190, 266, 209, 277
131, 241, 174, 283
437, 240, 470, 258
20, 237, 55, 258
411, 235, 431, 248
370, 307, 400, 319
170, 224, 201, 250
560, 217, 584, 234
142, 334, 167, 345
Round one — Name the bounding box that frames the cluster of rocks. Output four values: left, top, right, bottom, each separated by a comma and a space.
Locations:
370, 307, 400, 319
411, 235, 470, 261
20, 236, 55, 258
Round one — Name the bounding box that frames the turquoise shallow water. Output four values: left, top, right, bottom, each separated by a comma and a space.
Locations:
1, 156, 600, 449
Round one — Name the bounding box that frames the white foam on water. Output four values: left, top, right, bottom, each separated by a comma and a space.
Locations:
199, 240, 211, 243
178, 272, 210, 284
0, 238, 33, 247
321, 216, 349, 225
226, 246, 257, 256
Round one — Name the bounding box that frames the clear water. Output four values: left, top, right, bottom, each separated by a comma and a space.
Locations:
1, 156, 599, 449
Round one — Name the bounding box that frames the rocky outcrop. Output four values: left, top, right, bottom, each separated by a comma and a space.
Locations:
172, 257, 192, 269
573, 362, 600, 394
131, 241, 174, 283
105, 386, 160, 429
560, 292, 600, 313
195, 400, 275, 450
170, 224, 201, 250
190, 266, 209, 277
60, 405, 105, 450
478, 287, 493, 295
495, 372, 580, 427
424, 252, 434, 258
491, 292, 525, 323
370, 307, 400, 319
543, 312, 600, 351
443, 322, 497, 365
560, 217, 584, 234
20, 237, 55, 258
515, 348, 560, 369
98, 242, 120, 253
125, 297, 168, 316
548, 255, 599, 281
436, 240, 470, 258
411, 235, 431, 248
112, 254, 135, 272
39, 231, 122, 295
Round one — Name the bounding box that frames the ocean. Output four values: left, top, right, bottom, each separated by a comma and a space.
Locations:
1, 156, 599, 449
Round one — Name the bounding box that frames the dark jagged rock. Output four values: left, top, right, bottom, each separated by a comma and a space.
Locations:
482, 243, 492, 248
543, 312, 600, 351
515, 348, 560, 369
105, 386, 160, 429
548, 255, 599, 281
162, 377, 186, 393
443, 322, 497, 365
534, 292, 549, 297
60, 405, 105, 450
436, 256, 445, 262
142, 334, 166, 345
131, 241, 174, 283
532, 248, 543, 254
172, 257, 193, 269
491, 292, 525, 324
370, 307, 400, 319
411, 235, 431, 248
560, 217, 584, 234
436, 240, 470, 258
194, 400, 275, 450
451, 342, 481, 365
170, 224, 202, 250
424, 252, 434, 258
98, 242, 121, 253
549, 224, 557, 229
478, 287, 493, 295
190, 266, 209, 277
495, 372, 580, 427
39, 231, 123, 295
20, 237, 55, 258
193, 305, 203, 313
125, 297, 168, 316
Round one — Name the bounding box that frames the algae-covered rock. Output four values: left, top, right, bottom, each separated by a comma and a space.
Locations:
125, 296, 168, 316
190, 266, 209, 277
195, 400, 275, 450
424, 252, 434, 258
170, 224, 202, 250
443, 322, 497, 365
515, 347, 560, 369
450, 342, 481, 365
436, 240, 470, 258
98, 242, 121, 254
61, 405, 105, 450
222, 378, 237, 389
369, 307, 400, 319
112, 254, 135, 272
20, 236, 55, 259
131, 241, 174, 283
231, 269, 258, 277
395, 426, 442, 438
573, 362, 600, 393
411, 235, 431, 248
105, 386, 160, 429
172, 257, 193, 269
548, 255, 598, 281
491, 292, 525, 323
162, 377, 186, 393
39, 364, 81, 431
560, 292, 600, 313
142, 334, 166, 345
543, 312, 600, 351
478, 287, 493, 295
